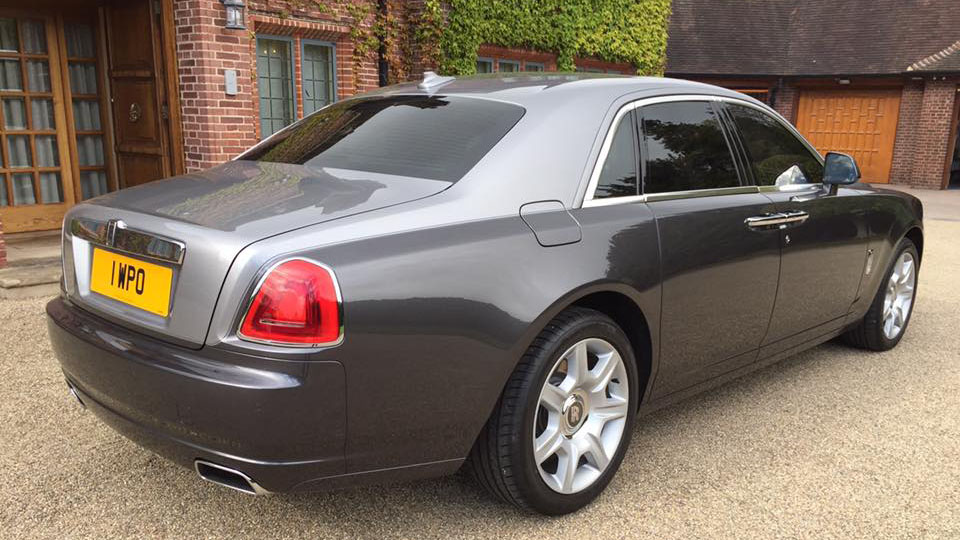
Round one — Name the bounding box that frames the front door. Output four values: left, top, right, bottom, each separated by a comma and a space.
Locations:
639, 100, 782, 398
105, 0, 172, 188
722, 101, 868, 346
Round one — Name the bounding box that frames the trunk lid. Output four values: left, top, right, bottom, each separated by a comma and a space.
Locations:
62, 161, 449, 347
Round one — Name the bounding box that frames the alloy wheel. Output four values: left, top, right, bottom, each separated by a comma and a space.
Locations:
882, 251, 916, 340
533, 338, 629, 494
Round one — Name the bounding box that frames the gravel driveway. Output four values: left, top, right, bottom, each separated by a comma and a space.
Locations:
1, 221, 958, 540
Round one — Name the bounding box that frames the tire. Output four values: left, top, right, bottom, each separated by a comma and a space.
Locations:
844, 238, 919, 351
466, 307, 639, 515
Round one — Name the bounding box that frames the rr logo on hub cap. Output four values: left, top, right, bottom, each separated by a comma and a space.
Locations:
561, 394, 587, 435
567, 402, 583, 425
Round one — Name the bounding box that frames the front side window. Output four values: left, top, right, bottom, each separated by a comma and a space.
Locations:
257, 38, 294, 137
726, 103, 823, 186
241, 95, 525, 183
594, 111, 638, 199
641, 101, 739, 194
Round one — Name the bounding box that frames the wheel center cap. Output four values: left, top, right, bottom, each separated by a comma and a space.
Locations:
561, 394, 587, 435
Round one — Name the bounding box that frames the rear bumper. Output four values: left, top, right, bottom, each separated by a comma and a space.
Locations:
46, 296, 346, 492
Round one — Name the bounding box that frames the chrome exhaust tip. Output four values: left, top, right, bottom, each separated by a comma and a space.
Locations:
66, 381, 85, 409
194, 460, 269, 496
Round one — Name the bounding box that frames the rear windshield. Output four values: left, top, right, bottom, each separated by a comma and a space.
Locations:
239, 95, 525, 183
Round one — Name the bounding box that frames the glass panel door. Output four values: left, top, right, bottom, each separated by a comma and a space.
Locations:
0, 16, 65, 213
64, 21, 110, 200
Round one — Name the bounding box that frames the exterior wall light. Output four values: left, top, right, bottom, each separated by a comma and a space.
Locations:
221, 0, 246, 30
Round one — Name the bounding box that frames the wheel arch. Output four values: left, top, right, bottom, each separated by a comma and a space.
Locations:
517, 282, 657, 408
570, 291, 654, 406
903, 226, 924, 264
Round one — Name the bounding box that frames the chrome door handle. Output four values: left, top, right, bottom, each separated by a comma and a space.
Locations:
745, 213, 787, 229
781, 210, 809, 224
745, 211, 809, 229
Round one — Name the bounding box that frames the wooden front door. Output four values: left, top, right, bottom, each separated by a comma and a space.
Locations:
795, 89, 902, 183
104, 0, 171, 188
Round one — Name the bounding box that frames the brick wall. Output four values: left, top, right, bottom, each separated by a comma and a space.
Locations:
894, 79, 958, 189
477, 44, 559, 71
772, 83, 798, 123
889, 81, 925, 186
173, 0, 379, 173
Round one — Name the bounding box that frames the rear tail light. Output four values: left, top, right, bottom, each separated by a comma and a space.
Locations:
238, 259, 342, 347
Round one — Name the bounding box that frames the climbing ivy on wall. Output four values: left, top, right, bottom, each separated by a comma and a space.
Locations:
433, 0, 672, 75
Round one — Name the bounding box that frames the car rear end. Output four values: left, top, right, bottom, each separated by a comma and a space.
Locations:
46, 91, 528, 492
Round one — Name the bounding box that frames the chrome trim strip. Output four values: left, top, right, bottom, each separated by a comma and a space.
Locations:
644, 185, 759, 202
236, 257, 345, 349
580, 93, 826, 208
583, 186, 761, 207
70, 218, 185, 265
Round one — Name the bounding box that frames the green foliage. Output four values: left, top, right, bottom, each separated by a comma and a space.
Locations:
433, 0, 671, 76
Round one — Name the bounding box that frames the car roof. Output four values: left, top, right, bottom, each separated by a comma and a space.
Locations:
364, 73, 764, 109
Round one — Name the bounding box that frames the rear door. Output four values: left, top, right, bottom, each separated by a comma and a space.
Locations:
722, 101, 869, 347
639, 99, 782, 398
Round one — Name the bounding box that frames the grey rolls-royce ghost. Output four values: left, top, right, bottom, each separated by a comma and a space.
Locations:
47, 73, 923, 515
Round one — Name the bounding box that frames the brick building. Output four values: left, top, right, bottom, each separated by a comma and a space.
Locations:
0, 0, 641, 267
666, 0, 960, 191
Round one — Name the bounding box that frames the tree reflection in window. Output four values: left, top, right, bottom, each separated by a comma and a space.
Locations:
595, 110, 638, 199
642, 102, 739, 194
726, 103, 823, 186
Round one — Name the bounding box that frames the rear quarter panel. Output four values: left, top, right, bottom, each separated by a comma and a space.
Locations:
210, 205, 661, 474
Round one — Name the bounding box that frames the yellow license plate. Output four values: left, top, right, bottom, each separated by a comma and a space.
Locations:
90, 248, 173, 317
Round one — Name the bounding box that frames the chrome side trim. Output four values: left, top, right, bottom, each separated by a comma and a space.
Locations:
70, 218, 185, 265
644, 185, 759, 202
581, 93, 826, 208
236, 257, 345, 349
583, 186, 761, 207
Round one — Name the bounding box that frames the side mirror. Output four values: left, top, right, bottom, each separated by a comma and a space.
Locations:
823, 152, 860, 188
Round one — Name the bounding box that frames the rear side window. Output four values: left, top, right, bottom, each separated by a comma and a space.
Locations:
641, 101, 739, 194
594, 111, 639, 199
240, 95, 525, 183
726, 103, 824, 186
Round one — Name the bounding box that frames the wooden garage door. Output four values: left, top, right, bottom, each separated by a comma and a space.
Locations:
795, 89, 901, 183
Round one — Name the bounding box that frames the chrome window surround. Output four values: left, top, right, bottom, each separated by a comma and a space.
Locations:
236, 257, 345, 349
69, 217, 186, 265
581, 94, 825, 208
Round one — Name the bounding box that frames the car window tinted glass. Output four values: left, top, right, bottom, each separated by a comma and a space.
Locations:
595, 112, 638, 198
727, 103, 824, 186
240, 95, 525, 183
641, 101, 739, 194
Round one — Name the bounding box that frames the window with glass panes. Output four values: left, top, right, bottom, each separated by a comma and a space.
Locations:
0, 17, 62, 207
65, 22, 109, 200
301, 42, 335, 116
476, 58, 493, 73
257, 37, 294, 137
498, 60, 520, 73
